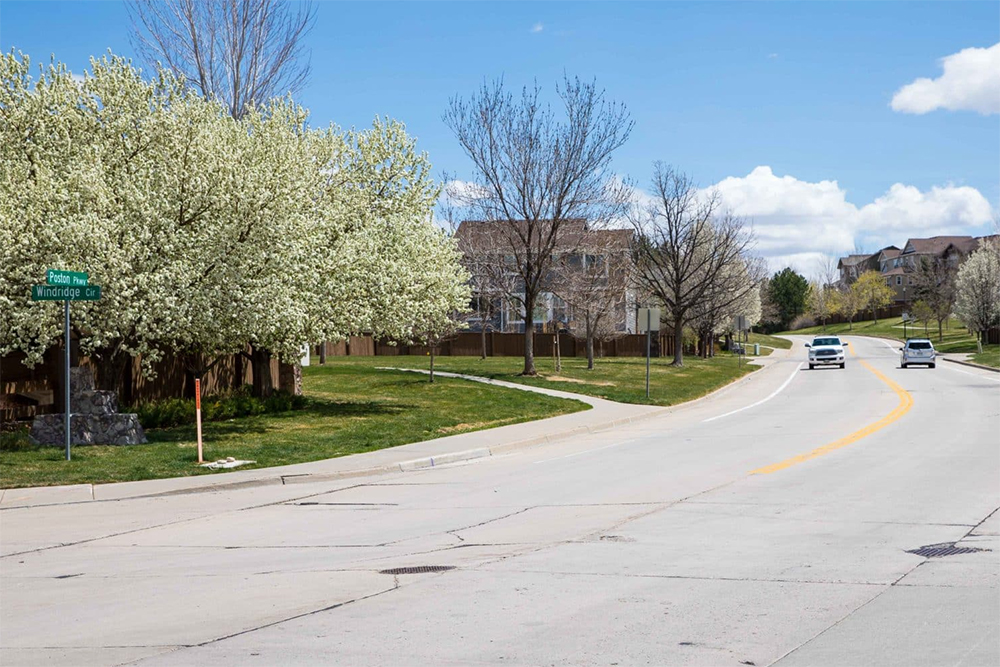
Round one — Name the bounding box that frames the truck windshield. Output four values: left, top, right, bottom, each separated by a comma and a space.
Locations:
813, 338, 840, 346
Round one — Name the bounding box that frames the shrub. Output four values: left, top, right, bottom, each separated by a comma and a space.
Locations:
0, 427, 34, 452
131, 388, 307, 430
789, 314, 816, 331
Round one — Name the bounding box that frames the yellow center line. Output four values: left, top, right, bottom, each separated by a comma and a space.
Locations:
749, 339, 913, 475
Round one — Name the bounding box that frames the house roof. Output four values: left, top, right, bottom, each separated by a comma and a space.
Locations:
882, 267, 906, 276
455, 219, 632, 253
878, 247, 901, 260
901, 236, 975, 256
837, 254, 870, 269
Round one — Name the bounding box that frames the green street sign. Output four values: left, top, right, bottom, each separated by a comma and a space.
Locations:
46, 269, 89, 287
31, 285, 102, 301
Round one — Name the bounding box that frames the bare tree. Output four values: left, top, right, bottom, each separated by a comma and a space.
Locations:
552, 231, 632, 370
911, 255, 956, 342
127, 0, 315, 119
446, 195, 520, 359
444, 76, 632, 375
630, 165, 760, 366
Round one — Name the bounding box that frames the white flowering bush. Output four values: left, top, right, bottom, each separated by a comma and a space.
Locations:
0, 51, 469, 374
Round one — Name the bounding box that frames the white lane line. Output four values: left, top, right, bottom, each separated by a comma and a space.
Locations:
702, 362, 804, 423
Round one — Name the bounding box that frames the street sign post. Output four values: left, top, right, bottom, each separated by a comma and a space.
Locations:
637, 308, 660, 399
30, 270, 101, 461
732, 316, 748, 368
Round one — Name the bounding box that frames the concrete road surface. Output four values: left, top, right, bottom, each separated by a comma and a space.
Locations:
2, 336, 998, 666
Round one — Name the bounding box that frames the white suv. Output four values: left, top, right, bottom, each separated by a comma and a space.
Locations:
901, 339, 936, 368
807, 336, 846, 369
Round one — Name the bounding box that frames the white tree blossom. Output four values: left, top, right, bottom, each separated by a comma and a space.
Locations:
954, 244, 1000, 354
1, 52, 469, 387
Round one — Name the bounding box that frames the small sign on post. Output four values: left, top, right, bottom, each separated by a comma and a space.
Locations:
31, 269, 101, 461
637, 308, 660, 399
732, 315, 748, 368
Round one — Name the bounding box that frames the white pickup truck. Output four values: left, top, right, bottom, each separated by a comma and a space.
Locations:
806, 336, 846, 370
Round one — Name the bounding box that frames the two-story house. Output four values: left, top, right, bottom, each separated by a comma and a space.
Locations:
454, 219, 637, 334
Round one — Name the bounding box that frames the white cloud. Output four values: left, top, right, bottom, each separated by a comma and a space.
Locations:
707, 167, 857, 264
443, 179, 490, 205
531, 23, 544, 33
691, 166, 993, 274
891, 42, 1000, 115
857, 183, 993, 238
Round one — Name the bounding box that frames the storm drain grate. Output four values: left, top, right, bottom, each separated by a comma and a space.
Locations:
379, 565, 455, 575
906, 542, 989, 559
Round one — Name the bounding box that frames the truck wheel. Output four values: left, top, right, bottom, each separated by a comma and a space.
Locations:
808, 363, 814, 370
930, 363, 936, 368
839, 363, 845, 369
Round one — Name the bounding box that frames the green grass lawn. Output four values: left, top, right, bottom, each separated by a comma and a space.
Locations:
970, 348, 1000, 368
782, 316, 998, 365
746, 332, 793, 350
370, 352, 758, 407
0, 362, 586, 489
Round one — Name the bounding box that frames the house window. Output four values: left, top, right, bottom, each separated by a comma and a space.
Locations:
896, 276, 902, 285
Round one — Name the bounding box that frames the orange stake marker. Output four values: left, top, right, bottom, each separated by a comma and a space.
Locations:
195, 378, 203, 464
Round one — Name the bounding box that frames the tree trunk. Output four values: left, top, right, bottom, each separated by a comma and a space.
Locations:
235, 350, 246, 388
429, 345, 435, 383
319, 342, 327, 365
937, 319, 944, 342
278, 361, 301, 396
481, 327, 487, 360
44, 344, 67, 413
522, 294, 536, 375
92, 345, 130, 397
250, 345, 274, 398
586, 335, 595, 370
672, 317, 684, 366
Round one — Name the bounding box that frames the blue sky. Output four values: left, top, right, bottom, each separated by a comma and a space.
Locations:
2, 1, 998, 272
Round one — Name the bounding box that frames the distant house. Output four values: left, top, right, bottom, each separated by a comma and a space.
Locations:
454, 219, 637, 334
836, 237, 992, 304
836, 254, 871, 286
884, 235, 992, 304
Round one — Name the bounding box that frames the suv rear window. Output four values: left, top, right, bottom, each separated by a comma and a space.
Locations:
908, 341, 933, 350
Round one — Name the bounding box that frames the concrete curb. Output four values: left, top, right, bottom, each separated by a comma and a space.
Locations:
941, 357, 1000, 374
2, 352, 784, 507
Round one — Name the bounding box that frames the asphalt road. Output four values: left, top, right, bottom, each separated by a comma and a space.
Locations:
2, 336, 998, 667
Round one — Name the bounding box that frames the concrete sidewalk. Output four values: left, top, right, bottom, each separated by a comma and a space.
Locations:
0, 353, 784, 509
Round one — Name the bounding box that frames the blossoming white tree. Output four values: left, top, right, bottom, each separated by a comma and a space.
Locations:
1, 51, 469, 399
954, 243, 1000, 354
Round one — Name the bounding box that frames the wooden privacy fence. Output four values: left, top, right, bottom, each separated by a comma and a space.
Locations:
318, 332, 676, 359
